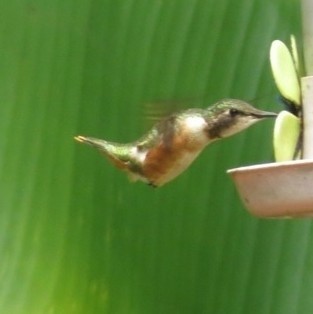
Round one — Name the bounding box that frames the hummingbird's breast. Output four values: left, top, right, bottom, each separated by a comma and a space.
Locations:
141, 115, 210, 186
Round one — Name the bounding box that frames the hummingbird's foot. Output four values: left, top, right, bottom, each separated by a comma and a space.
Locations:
148, 182, 158, 188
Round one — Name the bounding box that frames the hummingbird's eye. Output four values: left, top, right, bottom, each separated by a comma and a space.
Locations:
229, 108, 241, 117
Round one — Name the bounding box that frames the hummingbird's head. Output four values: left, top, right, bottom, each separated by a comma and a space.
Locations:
205, 99, 277, 139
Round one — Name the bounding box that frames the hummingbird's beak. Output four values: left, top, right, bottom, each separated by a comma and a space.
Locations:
252, 110, 277, 119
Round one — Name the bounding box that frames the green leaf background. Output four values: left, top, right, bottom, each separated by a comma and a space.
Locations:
1, 1, 311, 313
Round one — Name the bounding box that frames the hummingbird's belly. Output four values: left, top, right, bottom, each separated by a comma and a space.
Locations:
160, 151, 201, 185
143, 149, 202, 186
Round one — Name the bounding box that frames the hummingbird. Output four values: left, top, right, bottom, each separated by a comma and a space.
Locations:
75, 99, 277, 187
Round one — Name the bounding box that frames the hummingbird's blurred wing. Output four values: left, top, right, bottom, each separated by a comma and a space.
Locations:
136, 113, 177, 151
141, 100, 181, 134
141, 97, 207, 131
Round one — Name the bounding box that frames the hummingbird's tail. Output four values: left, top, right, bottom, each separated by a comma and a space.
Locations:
74, 136, 125, 159
74, 136, 110, 150
74, 135, 137, 173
